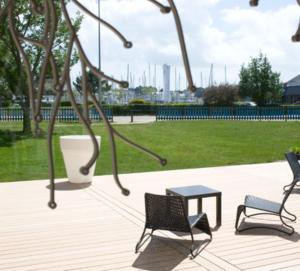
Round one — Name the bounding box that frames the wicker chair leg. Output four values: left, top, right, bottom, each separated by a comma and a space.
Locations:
190, 214, 212, 258
189, 231, 196, 258
283, 207, 297, 222
135, 227, 154, 253
235, 205, 245, 231
280, 215, 295, 235
195, 213, 212, 237
235, 208, 294, 235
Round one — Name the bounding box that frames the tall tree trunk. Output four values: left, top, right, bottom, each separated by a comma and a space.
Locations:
17, 70, 32, 135
22, 97, 32, 135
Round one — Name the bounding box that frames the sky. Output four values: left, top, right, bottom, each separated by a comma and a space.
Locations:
69, 0, 300, 90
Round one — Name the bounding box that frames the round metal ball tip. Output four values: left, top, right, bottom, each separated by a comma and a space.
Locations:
80, 167, 89, 175
292, 34, 300, 42
160, 158, 167, 166
249, 0, 258, 6
124, 41, 133, 49
48, 201, 57, 209
122, 189, 130, 196
160, 7, 171, 14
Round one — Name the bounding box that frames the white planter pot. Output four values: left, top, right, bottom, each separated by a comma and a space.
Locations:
60, 135, 101, 184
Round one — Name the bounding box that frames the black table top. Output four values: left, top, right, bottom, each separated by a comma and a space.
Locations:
166, 185, 221, 199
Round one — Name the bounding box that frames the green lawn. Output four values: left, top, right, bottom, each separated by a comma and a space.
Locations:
0, 120, 299, 182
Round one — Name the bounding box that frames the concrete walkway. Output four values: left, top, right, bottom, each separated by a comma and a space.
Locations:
112, 115, 156, 124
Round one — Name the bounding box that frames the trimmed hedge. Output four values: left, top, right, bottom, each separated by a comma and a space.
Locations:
108, 104, 202, 116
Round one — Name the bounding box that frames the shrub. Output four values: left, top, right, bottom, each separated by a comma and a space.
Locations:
204, 84, 239, 106
60, 101, 72, 107
129, 99, 145, 105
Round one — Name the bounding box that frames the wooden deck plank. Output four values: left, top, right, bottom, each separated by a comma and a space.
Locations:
245, 259, 300, 271
0, 161, 298, 270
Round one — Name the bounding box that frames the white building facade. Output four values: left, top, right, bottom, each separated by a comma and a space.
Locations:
163, 64, 171, 103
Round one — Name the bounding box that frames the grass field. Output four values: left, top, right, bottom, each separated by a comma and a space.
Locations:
0, 120, 299, 182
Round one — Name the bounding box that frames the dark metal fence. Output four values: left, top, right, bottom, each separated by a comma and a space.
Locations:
156, 106, 300, 121
0, 107, 113, 122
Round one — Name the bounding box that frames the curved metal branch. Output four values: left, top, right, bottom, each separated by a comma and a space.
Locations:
61, 0, 129, 88
86, 87, 130, 196
47, 27, 76, 209
249, 0, 259, 6
35, 0, 57, 123
65, 74, 100, 176
145, 0, 195, 91
47, 92, 62, 210
61, 0, 132, 195
292, 20, 300, 42
81, 58, 90, 122
146, 0, 171, 14
112, 129, 167, 166
167, 0, 196, 92
72, 0, 133, 48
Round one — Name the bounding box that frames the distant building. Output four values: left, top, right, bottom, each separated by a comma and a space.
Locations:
163, 64, 171, 103
283, 75, 300, 104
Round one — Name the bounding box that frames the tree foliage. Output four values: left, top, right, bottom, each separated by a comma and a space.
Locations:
239, 53, 282, 106
129, 98, 145, 105
203, 84, 239, 106
0, 1, 82, 133
73, 71, 112, 95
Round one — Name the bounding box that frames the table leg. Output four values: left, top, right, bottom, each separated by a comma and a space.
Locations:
184, 199, 189, 215
197, 198, 203, 214
216, 194, 222, 226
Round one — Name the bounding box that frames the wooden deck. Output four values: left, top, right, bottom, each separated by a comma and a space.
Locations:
0, 161, 299, 270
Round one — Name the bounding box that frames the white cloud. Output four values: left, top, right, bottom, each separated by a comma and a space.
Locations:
70, 0, 300, 89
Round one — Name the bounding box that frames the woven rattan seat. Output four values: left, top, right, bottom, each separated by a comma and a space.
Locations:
235, 152, 299, 235
244, 195, 281, 213
136, 193, 212, 258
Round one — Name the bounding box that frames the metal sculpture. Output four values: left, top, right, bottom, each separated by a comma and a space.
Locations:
0, 0, 196, 209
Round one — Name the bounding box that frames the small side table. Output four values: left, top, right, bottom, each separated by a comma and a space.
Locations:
166, 185, 222, 227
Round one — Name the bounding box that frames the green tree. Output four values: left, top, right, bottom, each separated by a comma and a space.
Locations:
73, 71, 112, 96
129, 98, 145, 105
239, 53, 282, 106
0, 1, 82, 134
203, 84, 239, 106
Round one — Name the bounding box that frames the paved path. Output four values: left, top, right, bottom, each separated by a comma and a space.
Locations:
112, 115, 156, 124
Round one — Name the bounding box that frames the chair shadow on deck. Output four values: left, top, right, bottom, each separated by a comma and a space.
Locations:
133, 234, 210, 271
46, 181, 91, 191
235, 217, 300, 242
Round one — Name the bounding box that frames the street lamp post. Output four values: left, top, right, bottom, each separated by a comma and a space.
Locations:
98, 0, 102, 103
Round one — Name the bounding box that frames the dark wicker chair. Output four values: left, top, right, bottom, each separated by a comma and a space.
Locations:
235, 152, 299, 235
283, 152, 300, 192
135, 193, 212, 258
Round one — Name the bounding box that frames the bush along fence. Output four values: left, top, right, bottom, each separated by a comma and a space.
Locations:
0, 107, 113, 122
156, 106, 300, 121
